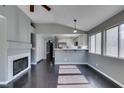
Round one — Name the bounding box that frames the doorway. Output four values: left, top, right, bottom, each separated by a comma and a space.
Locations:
30, 33, 36, 64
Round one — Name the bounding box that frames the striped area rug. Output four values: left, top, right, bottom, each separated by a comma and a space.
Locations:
57, 65, 92, 88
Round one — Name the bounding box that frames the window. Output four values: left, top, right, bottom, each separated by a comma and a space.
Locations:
89, 32, 102, 54
119, 24, 124, 58
90, 35, 95, 53
89, 23, 124, 59
106, 26, 118, 57
95, 32, 102, 54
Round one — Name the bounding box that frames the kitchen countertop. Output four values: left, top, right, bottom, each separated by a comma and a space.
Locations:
54, 48, 88, 51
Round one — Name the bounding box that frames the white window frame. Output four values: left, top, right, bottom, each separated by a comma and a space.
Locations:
105, 26, 119, 58
89, 32, 102, 55
89, 24, 124, 60
89, 34, 96, 53
119, 24, 124, 59
95, 32, 102, 55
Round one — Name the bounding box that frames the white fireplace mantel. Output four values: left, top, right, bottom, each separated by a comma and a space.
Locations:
3, 40, 32, 85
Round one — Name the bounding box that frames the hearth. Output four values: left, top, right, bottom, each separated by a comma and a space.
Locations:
13, 57, 28, 76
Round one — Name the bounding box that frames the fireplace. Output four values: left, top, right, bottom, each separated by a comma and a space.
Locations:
13, 57, 28, 76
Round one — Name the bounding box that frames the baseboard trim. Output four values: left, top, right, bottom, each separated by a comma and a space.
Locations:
87, 64, 124, 88
31, 62, 37, 65
31, 59, 45, 65
55, 62, 88, 65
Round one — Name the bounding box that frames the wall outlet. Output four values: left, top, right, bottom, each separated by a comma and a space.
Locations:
96, 64, 98, 67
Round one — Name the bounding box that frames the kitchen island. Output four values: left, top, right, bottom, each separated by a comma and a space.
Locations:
54, 48, 88, 64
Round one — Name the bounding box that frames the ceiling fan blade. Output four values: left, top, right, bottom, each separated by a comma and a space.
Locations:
30, 5, 34, 12
41, 5, 51, 11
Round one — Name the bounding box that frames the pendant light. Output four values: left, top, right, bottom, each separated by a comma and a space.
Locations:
73, 19, 77, 33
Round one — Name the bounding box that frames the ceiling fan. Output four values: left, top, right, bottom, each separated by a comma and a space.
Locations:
30, 5, 51, 12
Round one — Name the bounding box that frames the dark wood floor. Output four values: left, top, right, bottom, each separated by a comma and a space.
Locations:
0, 61, 120, 88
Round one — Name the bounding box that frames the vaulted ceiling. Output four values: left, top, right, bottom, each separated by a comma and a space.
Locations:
18, 5, 124, 31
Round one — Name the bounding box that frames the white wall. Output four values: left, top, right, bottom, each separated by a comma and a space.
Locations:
0, 16, 7, 82
3, 6, 31, 43
35, 34, 45, 63
31, 34, 45, 64
58, 37, 74, 48
74, 34, 88, 48
0, 6, 31, 43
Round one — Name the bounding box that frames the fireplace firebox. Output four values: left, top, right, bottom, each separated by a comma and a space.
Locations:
13, 57, 28, 76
